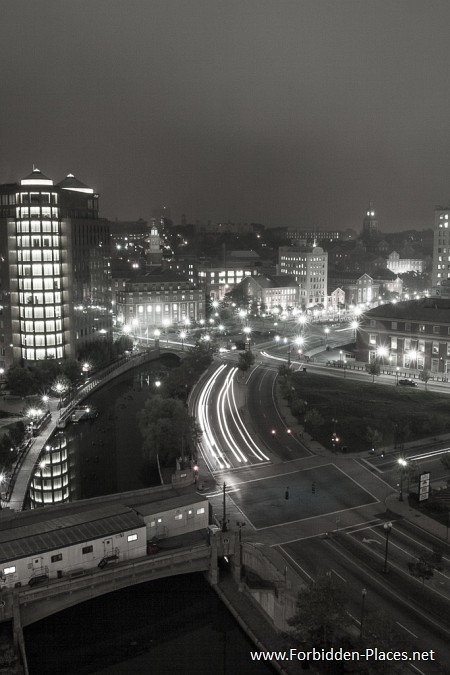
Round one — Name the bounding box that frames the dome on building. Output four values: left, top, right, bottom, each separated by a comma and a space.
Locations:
56, 173, 94, 194
20, 167, 54, 186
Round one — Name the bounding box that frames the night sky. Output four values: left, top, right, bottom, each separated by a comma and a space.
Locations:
2, 0, 450, 232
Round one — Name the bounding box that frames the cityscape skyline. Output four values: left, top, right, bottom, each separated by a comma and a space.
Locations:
3, 1, 450, 231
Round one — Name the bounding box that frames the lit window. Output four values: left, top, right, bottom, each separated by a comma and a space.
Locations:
196, 507, 205, 515
4, 566, 15, 575
127, 533, 138, 542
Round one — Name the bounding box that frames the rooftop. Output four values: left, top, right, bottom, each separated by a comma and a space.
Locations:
365, 298, 450, 322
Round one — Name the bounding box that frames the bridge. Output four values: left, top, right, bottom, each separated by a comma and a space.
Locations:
6, 346, 183, 511
17, 541, 212, 626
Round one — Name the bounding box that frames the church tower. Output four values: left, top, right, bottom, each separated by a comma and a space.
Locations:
145, 219, 163, 266
362, 202, 378, 237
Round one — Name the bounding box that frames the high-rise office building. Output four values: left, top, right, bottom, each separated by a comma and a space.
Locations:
432, 205, 450, 294
0, 168, 111, 369
278, 244, 328, 308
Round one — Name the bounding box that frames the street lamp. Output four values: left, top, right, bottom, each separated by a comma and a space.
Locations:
324, 327, 330, 347
42, 395, 49, 410
180, 330, 187, 351
162, 319, 170, 345
331, 418, 339, 452
383, 521, 393, 573
153, 328, 160, 346
243, 326, 252, 352
395, 366, 400, 385
350, 320, 359, 342
360, 588, 367, 638
398, 458, 408, 501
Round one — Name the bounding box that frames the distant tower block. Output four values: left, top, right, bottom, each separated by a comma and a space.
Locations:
362, 202, 378, 237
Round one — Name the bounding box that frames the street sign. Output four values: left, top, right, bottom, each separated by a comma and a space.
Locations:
418, 471, 431, 502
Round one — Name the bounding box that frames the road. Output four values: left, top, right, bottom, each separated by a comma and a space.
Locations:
191, 324, 450, 668
277, 522, 450, 674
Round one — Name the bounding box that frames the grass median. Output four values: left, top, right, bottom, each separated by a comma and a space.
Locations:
285, 372, 450, 452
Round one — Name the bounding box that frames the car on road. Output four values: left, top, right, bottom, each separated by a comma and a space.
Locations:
398, 378, 417, 387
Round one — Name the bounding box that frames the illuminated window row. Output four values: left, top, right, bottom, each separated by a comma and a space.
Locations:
20, 306, 62, 319
16, 221, 60, 233
21, 335, 63, 348
19, 191, 58, 205
24, 347, 64, 360
19, 292, 62, 304
18, 250, 60, 262
16, 235, 60, 247
18, 264, 61, 276
18, 279, 62, 292
16, 207, 59, 218
22, 320, 62, 332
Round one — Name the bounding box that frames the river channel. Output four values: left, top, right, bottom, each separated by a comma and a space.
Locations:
24, 359, 274, 674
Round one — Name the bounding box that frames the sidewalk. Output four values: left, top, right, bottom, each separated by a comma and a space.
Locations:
385, 492, 449, 542
214, 574, 303, 675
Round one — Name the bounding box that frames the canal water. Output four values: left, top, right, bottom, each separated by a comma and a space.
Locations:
25, 573, 273, 675
24, 359, 275, 674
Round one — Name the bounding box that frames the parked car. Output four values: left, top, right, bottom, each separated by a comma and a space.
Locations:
398, 378, 417, 387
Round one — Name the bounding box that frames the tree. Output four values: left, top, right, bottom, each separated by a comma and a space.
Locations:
358, 611, 409, 674
288, 573, 351, 646
138, 396, 200, 467
419, 369, 431, 391
113, 335, 133, 356
408, 547, 442, 584
238, 350, 255, 374
366, 361, 380, 383
304, 409, 324, 435
6, 366, 35, 397
366, 426, 383, 452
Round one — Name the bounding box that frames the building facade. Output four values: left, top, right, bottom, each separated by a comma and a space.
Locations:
357, 298, 450, 373
240, 275, 299, 312
0, 168, 111, 369
114, 271, 205, 331
432, 205, 450, 291
197, 263, 260, 300
278, 245, 328, 308
387, 251, 423, 274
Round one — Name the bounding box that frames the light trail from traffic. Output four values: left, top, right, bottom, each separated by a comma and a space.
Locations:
197, 364, 230, 471
196, 364, 271, 472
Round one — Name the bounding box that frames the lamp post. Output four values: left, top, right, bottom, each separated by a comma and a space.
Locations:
395, 366, 400, 385
243, 326, 252, 352
42, 395, 49, 411
324, 327, 330, 347
180, 330, 187, 351
383, 521, 393, 573
331, 417, 339, 452
153, 328, 160, 347
360, 588, 367, 638
162, 320, 170, 345
398, 458, 407, 501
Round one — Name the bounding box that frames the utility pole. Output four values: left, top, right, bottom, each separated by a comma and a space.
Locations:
222, 482, 228, 531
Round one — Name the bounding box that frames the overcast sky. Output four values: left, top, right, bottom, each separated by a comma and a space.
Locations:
2, 1, 450, 232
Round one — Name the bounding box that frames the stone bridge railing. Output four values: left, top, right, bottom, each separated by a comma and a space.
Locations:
18, 542, 211, 627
